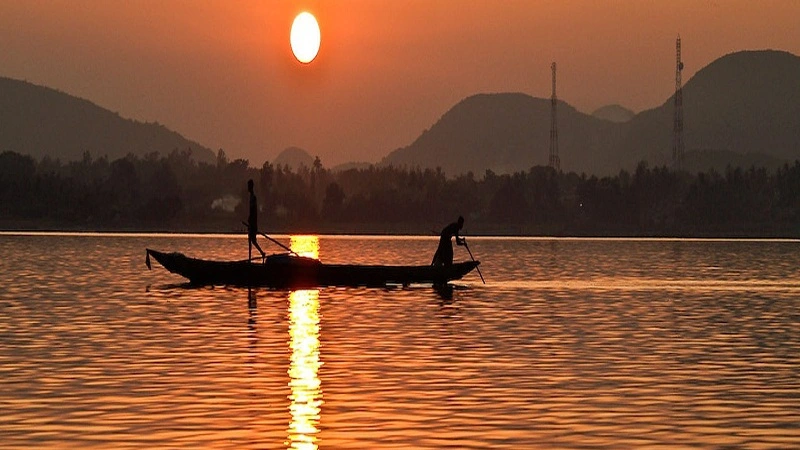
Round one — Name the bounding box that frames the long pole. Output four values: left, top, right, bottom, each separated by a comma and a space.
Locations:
261, 232, 299, 256
463, 240, 485, 284
242, 221, 299, 256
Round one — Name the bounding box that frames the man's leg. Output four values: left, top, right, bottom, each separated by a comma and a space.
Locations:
250, 234, 266, 259
253, 239, 266, 258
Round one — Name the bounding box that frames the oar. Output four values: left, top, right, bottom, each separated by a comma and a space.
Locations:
241, 221, 299, 256
462, 239, 485, 284
261, 232, 299, 256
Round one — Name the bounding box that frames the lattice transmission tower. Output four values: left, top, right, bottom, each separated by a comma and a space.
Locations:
549, 62, 560, 171
672, 35, 685, 170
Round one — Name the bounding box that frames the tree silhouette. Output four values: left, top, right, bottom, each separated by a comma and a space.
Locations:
0, 149, 796, 237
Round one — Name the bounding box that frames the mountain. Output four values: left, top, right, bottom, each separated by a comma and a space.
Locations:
274, 146, 314, 170
381, 93, 624, 175
0, 77, 214, 163
382, 50, 800, 176
592, 104, 635, 123
622, 50, 800, 169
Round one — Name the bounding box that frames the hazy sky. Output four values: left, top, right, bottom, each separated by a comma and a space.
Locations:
2, 1, 798, 166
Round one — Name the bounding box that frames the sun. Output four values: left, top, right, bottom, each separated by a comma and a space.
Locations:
290, 12, 321, 64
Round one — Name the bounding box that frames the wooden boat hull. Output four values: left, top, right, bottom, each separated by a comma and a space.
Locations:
146, 248, 480, 288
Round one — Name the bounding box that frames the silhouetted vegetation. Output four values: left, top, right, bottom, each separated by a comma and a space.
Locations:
1, 150, 798, 237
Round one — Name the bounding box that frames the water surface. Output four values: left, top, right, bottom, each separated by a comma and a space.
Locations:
1, 234, 798, 448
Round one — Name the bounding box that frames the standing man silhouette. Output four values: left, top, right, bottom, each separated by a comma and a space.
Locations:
431, 216, 465, 266
247, 179, 266, 259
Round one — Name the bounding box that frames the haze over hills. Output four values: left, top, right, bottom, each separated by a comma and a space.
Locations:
383, 50, 800, 175
273, 146, 372, 172
592, 104, 635, 123
273, 146, 315, 170
3, 50, 798, 176
0, 77, 215, 163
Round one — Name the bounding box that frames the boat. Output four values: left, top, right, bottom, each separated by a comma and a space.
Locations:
145, 248, 480, 288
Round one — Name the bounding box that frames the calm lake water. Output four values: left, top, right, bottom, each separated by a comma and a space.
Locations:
1, 233, 799, 449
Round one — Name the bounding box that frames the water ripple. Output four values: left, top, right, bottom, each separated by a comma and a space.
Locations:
0, 235, 798, 448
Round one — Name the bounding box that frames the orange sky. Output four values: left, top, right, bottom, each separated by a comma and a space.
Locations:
1, 1, 798, 166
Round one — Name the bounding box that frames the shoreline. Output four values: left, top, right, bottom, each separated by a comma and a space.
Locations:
1, 224, 797, 240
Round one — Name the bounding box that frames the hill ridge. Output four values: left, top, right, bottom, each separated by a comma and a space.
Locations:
382, 50, 800, 175
0, 77, 215, 163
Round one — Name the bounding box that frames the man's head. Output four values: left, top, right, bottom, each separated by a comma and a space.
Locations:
247, 179, 254, 193
457, 216, 464, 228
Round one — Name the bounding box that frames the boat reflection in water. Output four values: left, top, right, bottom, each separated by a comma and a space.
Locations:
286, 236, 322, 450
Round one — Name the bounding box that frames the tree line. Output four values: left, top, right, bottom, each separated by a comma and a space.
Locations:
0, 149, 798, 237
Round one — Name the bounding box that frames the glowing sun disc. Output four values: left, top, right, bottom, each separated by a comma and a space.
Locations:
290, 12, 320, 64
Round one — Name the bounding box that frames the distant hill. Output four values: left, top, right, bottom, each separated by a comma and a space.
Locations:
274, 146, 314, 170
592, 104, 635, 123
0, 77, 214, 163
381, 93, 623, 175
622, 50, 800, 169
382, 50, 800, 175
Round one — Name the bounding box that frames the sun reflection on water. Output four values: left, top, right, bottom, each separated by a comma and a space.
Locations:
286, 235, 322, 450
290, 235, 320, 259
